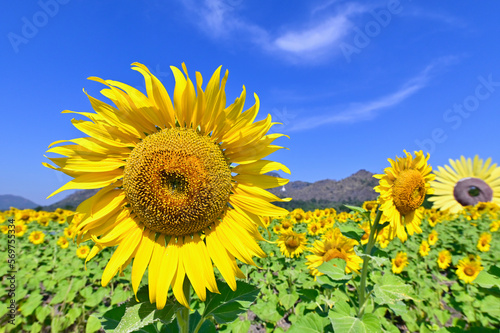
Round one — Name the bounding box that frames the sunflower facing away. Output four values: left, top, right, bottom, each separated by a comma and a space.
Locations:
306, 228, 363, 276
276, 229, 307, 258
429, 156, 500, 214
374, 150, 435, 242
44, 63, 290, 309
391, 251, 408, 274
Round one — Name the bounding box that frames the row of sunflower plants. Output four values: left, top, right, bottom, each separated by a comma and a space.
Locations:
0, 209, 135, 332
1, 200, 499, 332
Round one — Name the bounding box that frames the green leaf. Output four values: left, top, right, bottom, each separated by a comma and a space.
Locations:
480, 295, 500, 319
338, 224, 365, 242
287, 312, 329, 333
344, 205, 368, 215
355, 247, 389, 267
279, 291, 299, 310
111, 287, 132, 306
317, 259, 352, 281
329, 310, 380, 333
20, 293, 43, 316
373, 274, 414, 305
189, 310, 216, 333
100, 286, 180, 333
86, 315, 102, 333
474, 266, 500, 288
297, 289, 319, 303
225, 319, 251, 333
29, 322, 42, 333
202, 280, 259, 324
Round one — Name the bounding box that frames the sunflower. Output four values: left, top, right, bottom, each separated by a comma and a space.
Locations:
490, 220, 500, 232
428, 230, 438, 246
358, 222, 371, 245
57, 236, 70, 249
28, 231, 45, 245
456, 256, 483, 284
374, 150, 435, 242
76, 245, 91, 259
38, 216, 50, 227
437, 250, 452, 270
0, 225, 8, 234
391, 252, 408, 274
429, 156, 500, 214
477, 232, 492, 252
64, 227, 76, 239
419, 240, 430, 257
276, 229, 307, 258
307, 221, 322, 236
15, 223, 28, 237
44, 63, 290, 309
306, 228, 362, 276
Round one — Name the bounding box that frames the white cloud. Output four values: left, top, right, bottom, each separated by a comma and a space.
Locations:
177, 0, 372, 62
274, 16, 352, 54
285, 61, 443, 132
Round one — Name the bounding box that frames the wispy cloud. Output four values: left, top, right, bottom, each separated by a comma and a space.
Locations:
176, 0, 371, 62
285, 58, 453, 132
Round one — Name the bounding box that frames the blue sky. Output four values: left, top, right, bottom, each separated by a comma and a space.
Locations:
2, 0, 500, 206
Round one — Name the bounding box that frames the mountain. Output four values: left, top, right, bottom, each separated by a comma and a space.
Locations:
0, 195, 40, 210
268, 169, 378, 211
43, 189, 99, 211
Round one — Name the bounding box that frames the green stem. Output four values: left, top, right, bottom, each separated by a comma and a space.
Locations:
176, 278, 191, 333
357, 209, 382, 318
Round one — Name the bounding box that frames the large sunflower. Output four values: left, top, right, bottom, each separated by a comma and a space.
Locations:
44, 63, 290, 309
429, 156, 500, 214
374, 150, 435, 242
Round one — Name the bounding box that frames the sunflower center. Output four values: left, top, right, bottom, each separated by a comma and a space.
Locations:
285, 236, 300, 250
394, 258, 403, 267
323, 248, 347, 262
392, 169, 426, 215
464, 267, 475, 276
123, 128, 232, 236
453, 177, 493, 207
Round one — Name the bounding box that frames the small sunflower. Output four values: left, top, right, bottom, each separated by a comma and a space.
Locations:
437, 250, 452, 270
38, 216, 50, 227
15, 223, 28, 237
430, 156, 500, 213
29, 231, 45, 245
306, 228, 362, 276
374, 150, 435, 242
428, 230, 438, 246
391, 252, 408, 274
0, 225, 8, 234
490, 220, 500, 232
57, 236, 70, 249
307, 221, 322, 236
419, 240, 430, 257
76, 245, 91, 259
64, 227, 76, 239
477, 232, 492, 252
456, 256, 483, 284
358, 222, 371, 245
276, 229, 307, 258
44, 63, 290, 309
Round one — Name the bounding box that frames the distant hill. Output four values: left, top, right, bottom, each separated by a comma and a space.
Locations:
42, 189, 99, 212
0, 195, 40, 210
268, 169, 378, 211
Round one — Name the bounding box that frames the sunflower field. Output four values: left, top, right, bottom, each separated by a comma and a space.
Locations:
2, 64, 500, 333
1, 201, 499, 332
